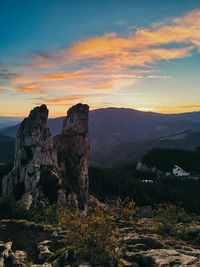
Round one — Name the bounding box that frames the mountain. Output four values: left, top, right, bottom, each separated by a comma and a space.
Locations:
89, 108, 200, 150
170, 111, 200, 123
92, 130, 200, 167
0, 117, 23, 131
1, 108, 200, 151
0, 135, 15, 162
1, 107, 200, 165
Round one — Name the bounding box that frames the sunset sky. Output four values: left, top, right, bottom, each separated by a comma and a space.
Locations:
0, 0, 200, 117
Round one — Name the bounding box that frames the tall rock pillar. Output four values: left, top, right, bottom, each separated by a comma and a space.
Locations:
55, 104, 90, 213
2, 105, 58, 208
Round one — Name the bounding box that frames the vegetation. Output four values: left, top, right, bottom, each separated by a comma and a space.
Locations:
89, 165, 200, 214
153, 203, 193, 236
56, 199, 135, 266
0, 195, 136, 266
142, 148, 200, 173
0, 135, 15, 163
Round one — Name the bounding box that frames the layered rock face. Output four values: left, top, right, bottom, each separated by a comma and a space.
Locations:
2, 105, 58, 208
2, 103, 90, 212
55, 104, 90, 213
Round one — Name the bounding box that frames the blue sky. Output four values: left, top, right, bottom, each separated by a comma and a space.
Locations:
0, 0, 200, 116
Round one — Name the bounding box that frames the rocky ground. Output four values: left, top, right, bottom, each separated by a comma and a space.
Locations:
1, 219, 200, 267
120, 223, 200, 266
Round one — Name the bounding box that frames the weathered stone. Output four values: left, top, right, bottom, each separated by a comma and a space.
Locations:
38, 240, 53, 263
2, 103, 91, 213
2, 105, 58, 208
55, 103, 90, 213
11, 250, 28, 266
0, 241, 12, 266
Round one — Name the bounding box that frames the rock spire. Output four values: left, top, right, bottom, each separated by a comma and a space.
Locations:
2, 103, 90, 213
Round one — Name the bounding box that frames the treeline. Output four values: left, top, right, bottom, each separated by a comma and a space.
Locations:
142, 147, 200, 173
1, 162, 200, 215
89, 165, 200, 214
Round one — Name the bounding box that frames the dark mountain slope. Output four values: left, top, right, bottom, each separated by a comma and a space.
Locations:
91, 130, 200, 167
0, 117, 23, 131
0, 135, 15, 162
1, 107, 200, 154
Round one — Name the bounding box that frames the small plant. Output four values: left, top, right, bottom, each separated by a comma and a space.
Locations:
0, 194, 28, 219
29, 204, 58, 225
153, 203, 191, 235
57, 198, 136, 266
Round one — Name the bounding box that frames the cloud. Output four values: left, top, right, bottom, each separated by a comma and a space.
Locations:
45, 96, 81, 103
14, 83, 46, 94
1, 8, 200, 110
40, 69, 93, 81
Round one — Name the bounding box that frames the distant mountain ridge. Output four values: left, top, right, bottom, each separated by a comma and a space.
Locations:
91, 130, 200, 167
0, 117, 24, 131
1, 108, 200, 147
1, 108, 200, 165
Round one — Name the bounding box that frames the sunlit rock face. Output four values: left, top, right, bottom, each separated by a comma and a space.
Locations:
55, 103, 90, 213
2, 105, 59, 208
2, 103, 90, 212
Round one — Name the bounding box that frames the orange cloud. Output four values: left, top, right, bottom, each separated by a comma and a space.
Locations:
45, 97, 81, 103
2, 9, 200, 105
14, 83, 46, 94
40, 70, 93, 81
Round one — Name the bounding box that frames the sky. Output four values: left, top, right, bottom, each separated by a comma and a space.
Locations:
0, 0, 200, 117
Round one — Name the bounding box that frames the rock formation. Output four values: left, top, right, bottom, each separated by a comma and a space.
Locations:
2, 103, 90, 213
55, 104, 90, 213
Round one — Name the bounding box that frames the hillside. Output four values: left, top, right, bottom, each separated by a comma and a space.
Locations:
0, 117, 23, 131
1, 108, 200, 152
0, 135, 15, 162
91, 130, 200, 167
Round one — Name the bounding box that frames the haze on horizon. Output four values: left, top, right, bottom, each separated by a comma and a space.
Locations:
0, 0, 200, 117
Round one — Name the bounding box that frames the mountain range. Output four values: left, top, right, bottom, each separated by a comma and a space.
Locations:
1, 108, 200, 166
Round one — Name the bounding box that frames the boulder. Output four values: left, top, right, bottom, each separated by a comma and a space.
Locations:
38, 240, 53, 263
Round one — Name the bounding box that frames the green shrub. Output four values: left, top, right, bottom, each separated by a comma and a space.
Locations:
153, 203, 191, 235
0, 194, 28, 219
29, 204, 58, 225
57, 198, 136, 266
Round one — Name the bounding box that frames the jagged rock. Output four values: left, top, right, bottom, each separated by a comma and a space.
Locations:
55, 103, 90, 213
132, 249, 199, 266
0, 241, 12, 266
2, 105, 59, 208
38, 240, 53, 263
120, 229, 200, 266
11, 250, 28, 266
0, 241, 27, 267
2, 103, 91, 212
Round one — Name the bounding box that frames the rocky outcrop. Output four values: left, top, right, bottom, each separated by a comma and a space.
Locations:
2, 105, 58, 208
2, 103, 90, 212
120, 230, 200, 266
55, 104, 90, 213
0, 241, 28, 267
